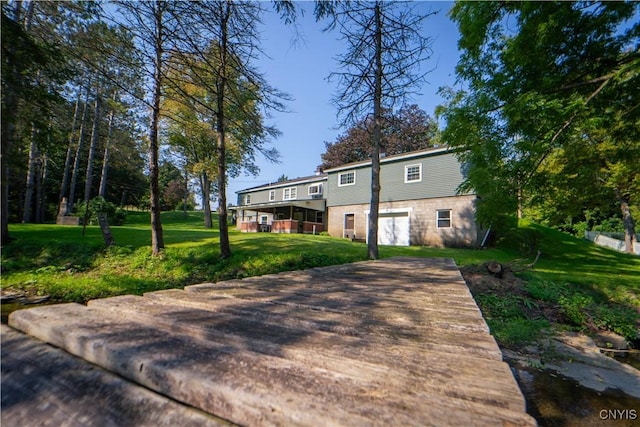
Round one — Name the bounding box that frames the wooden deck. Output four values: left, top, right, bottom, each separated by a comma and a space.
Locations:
4, 257, 536, 426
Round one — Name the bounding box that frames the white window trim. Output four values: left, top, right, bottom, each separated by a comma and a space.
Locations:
436, 209, 452, 229
308, 183, 323, 195
283, 186, 297, 200
338, 171, 356, 187
404, 163, 422, 183
268, 190, 276, 201
245, 194, 251, 205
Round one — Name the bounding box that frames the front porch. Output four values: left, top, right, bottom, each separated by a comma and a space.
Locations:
235, 200, 325, 235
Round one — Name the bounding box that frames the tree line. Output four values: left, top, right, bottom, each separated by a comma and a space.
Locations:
439, 1, 639, 253
3, 1, 637, 258
2, 0, 435, 260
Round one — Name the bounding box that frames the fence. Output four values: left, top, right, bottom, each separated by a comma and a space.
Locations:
584, 231, 640, 255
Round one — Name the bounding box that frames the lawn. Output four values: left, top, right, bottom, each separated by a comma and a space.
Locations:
2, 211, 638, 346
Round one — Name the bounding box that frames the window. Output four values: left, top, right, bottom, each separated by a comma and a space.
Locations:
245, 194, 251, 205
338, 171, 355, 187
308, 183, 322, 195
437, 209, 452, 228
405, 164, 422, 183
268, 190, 275, 201
260, 215, 268, 224
283, 187, 297, 200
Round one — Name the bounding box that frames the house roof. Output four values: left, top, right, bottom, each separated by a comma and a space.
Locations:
323, 146, 452, 173
236, 173, 327, 194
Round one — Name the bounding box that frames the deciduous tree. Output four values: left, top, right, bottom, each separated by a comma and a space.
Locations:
321, 104, 437, 169
441, 1, 639, 251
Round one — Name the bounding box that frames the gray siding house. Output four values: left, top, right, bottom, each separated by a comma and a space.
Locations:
325, 147, 478, 247
235, 174, 327, 234
234, 147, 479, 247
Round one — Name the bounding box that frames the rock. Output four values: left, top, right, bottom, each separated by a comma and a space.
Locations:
0, 292, 25, 304
501, 332, 640, 399
592, 331, 628, 350
544, 333, 640, 398
21, 295, 51, 305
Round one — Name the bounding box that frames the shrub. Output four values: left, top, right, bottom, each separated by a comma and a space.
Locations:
77, 197, 127, 226
593, 304, 639, 341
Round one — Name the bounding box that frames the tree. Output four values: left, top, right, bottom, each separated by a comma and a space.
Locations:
112, 1, 169, 254
319, 1, 435, 259
114, 1, 285, 257
441, 1, 639, 251
1, 1, 94, 242
321, 104, 437, 169
162, 1, 286, 258
164, 40, 282, 230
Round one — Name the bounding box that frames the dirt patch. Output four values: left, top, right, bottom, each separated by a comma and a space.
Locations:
460, 262, 564, 326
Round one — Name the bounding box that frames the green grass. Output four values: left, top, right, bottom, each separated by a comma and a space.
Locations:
2, 211, 638, 346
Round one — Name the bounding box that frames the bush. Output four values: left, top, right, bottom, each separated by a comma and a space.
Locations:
593, 305, 639, 341
77, 197, 127, 226
497, 224, 543, 256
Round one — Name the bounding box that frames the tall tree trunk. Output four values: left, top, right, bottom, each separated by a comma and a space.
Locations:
35, 154, 47, 223
97, 213, 115, 247
617, 190, 637, 254
216, 2, 231, 259
59, 93, 80, 204
22, 124, 38, 223
1, 1, 25, 244
183, 162, 188, 217
367, 1, 383, 260
84, 91, 101, 206
1, 109, 13, 244
149, 2, 165, 255
99, 106, 115, 198
68, 87, 91, 214
200, 172, 212, 228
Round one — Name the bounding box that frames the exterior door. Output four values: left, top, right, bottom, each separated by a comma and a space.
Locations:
344, 214, 355, 239
378, 212, 410, 246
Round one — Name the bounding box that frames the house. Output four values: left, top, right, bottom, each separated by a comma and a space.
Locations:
235, 173, 327, 234
234, 146, 479, 247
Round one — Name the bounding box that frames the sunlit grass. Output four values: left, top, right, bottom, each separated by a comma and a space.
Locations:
2, 210, 638, 344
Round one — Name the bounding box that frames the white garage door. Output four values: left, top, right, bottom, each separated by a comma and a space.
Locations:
378, 212, 410, 246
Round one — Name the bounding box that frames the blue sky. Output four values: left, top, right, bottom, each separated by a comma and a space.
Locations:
226, 1, 462, 204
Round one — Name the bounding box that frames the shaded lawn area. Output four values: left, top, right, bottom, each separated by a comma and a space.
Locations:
2, 211, 638, 345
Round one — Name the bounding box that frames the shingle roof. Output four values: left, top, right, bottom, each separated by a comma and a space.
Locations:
236, 173, 328, 194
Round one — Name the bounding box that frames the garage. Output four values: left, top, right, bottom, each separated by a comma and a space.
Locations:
377, 211, 410, 246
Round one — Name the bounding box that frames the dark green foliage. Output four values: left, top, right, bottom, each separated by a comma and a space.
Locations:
77, 197, 127, 226
593, 305, 639, 341
441, 2, 640, 243
321, 105, 438, 169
